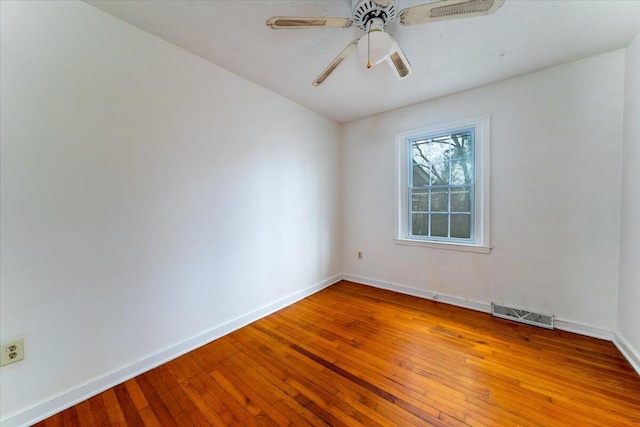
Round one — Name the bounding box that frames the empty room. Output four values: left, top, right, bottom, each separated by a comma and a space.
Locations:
1, 0, 639, 425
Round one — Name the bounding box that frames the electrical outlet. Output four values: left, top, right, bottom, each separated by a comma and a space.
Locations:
357, 251, 363, 260
1, 338, 24, 367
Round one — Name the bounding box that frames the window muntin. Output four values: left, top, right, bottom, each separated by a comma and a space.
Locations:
408, 129, 475, 242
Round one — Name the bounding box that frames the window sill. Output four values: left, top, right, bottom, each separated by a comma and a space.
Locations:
394, 238, 491, 254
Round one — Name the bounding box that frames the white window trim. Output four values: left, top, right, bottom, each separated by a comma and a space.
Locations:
394, 115, 491, 253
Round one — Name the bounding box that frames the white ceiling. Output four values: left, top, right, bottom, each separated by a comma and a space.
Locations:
86, 0, 640, 123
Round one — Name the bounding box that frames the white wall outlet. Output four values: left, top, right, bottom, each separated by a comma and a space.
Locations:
1, 338, 24, 367
357, 251, 363, 260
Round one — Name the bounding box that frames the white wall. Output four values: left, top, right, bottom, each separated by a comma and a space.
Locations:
0, 1, 341, 420
342, 50, 625, 331
617, 32, 640, 365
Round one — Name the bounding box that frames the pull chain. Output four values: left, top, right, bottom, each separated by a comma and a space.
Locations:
367, 28, 372, 68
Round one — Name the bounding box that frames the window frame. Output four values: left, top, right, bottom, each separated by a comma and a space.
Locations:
394, 115, 491, 253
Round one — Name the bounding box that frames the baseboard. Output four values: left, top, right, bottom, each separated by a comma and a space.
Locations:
0, 275, 341, 427
341, 274, 492, 313
554, 319, 614, 341
613, 332, 640, 376
342, 274, 616, 339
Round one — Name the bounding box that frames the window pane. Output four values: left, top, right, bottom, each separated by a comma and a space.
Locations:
431, 214, 448, 237
431, 189, 448, 212
411, 213, 429, 236
411, 190, 429, 212
431, 161, 449, 185
451, 159, 472, 184
414, 138, 449, 164
450, 214, 471, 239
450, 132, 472, 159
451, 188, 471, 212
412, 163, 430, 186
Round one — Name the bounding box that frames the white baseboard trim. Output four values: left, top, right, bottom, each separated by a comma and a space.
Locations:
553, 319, 614, 341
342, 274, 616, 339
0, 275, 341, 427
341, 274, 491, 313
613, 332, 640, 376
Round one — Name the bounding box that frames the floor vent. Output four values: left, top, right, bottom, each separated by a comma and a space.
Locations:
491, 303, 554, 329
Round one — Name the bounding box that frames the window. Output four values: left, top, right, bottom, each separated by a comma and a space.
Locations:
395, 115, 490, 253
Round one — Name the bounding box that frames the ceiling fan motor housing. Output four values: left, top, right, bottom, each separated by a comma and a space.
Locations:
352, 0, 398, 30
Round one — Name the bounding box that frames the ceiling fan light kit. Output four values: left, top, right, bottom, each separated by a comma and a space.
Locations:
267, 0, 505, 86
356, 19, 392, 67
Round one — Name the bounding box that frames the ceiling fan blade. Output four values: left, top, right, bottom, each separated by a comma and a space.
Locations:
386, 38, 413, 80
266, 16, 353, 29
313, 39, 359, 87
398, 0, 505, 25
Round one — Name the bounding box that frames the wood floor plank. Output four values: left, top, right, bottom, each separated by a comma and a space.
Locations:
253, 314, 495, 425
113, 384, 145, 426
72, 400, 95, 426
228, 347, 336, 426
232, 325, 416, 426
177, 375, 231, 426
216, 359, 292, 426
85, 394, 111, 426
36, 281, 640, 426
134, 375, 179, 427
238, 326, 390, 426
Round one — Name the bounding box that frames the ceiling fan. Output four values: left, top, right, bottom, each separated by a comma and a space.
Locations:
266, 0, 505, 86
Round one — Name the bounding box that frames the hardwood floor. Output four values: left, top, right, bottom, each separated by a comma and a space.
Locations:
35, 281, 640, 426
